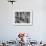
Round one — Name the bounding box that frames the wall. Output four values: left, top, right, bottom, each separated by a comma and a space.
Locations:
0, 0, 46, 41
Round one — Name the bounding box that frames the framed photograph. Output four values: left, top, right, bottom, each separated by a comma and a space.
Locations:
14, 10, 33, 26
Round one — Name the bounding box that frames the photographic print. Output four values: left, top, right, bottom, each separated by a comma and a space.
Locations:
15, 10, 32, 26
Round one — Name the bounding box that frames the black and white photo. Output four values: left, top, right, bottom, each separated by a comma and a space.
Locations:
15, 11, 32, 26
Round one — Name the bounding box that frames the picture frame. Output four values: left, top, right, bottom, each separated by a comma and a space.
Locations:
14, 10, 33, 26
